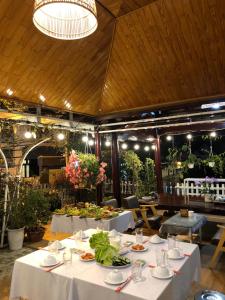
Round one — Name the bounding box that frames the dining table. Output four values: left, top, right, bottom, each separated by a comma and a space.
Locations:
10, 229, 201, 300
51, 210, 135, 233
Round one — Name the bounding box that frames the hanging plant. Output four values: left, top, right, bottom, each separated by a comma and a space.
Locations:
65, 150, 107, 190
0, 98, 27, 112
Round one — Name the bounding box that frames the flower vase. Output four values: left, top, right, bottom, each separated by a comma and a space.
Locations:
204, 194, 213, 203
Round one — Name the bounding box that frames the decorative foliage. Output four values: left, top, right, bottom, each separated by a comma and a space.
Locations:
66, 150, 107, 190
194, 177, 217, 195
0, 98, 27, 112
144, 158, 156, 194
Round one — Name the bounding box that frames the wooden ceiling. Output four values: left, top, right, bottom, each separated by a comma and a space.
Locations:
0, 0, 224, 116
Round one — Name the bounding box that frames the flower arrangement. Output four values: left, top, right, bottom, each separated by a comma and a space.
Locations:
66, 150, 107, 190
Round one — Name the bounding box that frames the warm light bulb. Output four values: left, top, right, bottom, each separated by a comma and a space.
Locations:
105, 140, 111, 147
151, 145, 156, 150
88, 139, 94, 146
24, 131, 32, 139
57, 133, 65, 141
6, 88, 13, 96
210, 131, 217, 138
39, 94, 46, 102
144, 146, 150, 151
134, 144, 140, 150
166, 135, 172, 141
146, 137, 154, 142
121, 143, 128, 150
187, 134, 192, 140
82, 136, 88, 142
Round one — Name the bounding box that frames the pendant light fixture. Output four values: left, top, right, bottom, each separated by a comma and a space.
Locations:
33, 0, 98, 40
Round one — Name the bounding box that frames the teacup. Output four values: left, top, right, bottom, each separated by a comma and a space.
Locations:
106, 269, 123, 283
154, 266, 170, 277
43, 255, 57, 266
150, 234, 161, 243
55, 240, 63, 249
168, 248, 181, 259
188, 210, 194, 217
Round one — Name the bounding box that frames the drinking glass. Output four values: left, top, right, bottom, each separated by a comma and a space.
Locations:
167, 234, 176, 250
135, 228, 143, 244
131, 261, 143, 282
63, 248, 72, 264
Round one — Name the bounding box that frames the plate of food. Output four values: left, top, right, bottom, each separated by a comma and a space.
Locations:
80, 252, 95, 262
97, 256, 131, 268
131, 244, 148, 252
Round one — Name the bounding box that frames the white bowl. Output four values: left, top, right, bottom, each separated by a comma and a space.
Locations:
154, 266, 170, 277
106, 269, 123, 283
168, 248, 181, 259
150, 234, 162, 243
188, 211, 194, 217
42, 255, 57, 266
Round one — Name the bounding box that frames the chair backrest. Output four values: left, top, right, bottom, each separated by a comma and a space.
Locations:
101, 198, 118, 208
122, 195, 140, 209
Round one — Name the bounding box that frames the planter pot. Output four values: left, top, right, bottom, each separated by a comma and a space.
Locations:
204, 194, 213, 203
188, 163, 194, 169
208, 161, 215, 168
27, 227, 45, 243
7, 227, 25, 250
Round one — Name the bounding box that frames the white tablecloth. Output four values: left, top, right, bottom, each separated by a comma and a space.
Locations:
51, 211, 135, 233
10, 230, 201, 300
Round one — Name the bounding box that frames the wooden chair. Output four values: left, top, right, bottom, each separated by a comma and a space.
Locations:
210, 224, 225, 268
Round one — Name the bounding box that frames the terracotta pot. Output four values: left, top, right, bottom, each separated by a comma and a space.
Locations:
27, 227, 45, 243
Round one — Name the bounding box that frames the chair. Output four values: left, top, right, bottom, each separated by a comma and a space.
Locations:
100, 198, 118, 208
210, 224, 225, 268
194, 290, 225, 300
122, 195, 162, 230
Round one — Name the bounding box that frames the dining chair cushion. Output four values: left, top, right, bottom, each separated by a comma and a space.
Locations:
100, 199, 118, 208
122, 195, 140, 209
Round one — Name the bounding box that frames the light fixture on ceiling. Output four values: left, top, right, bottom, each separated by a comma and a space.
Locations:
186, 134, 192, 140
166, 135, 172, 141
134, 144, 140, 150
151, 145, 156, 150
39, 94, 46, 102
144, 145, 150, 152
201, 102, 225, 109
6, 88, 13, 96
210, 131, 217, 138
33, 0, 98, 40
146, 137, 154, 142
24, 131, 32, 139
105, 140, 111, 147
121, 143, 128, 150
57, 133, 65, 140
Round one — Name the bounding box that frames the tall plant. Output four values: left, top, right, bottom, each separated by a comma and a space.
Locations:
144, 158, 156, 194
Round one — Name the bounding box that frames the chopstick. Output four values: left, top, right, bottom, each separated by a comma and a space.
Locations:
115, 276, 132, 293
142, 239, 149, 244
184, 253, 191, 257
148, 264, 181, 275
38, 247, 49, 252
45, 262, 64, 272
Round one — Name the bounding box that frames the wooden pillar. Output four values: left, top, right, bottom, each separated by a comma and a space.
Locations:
111, 133, 121, 206
154, 136, 164, 194
95, 131, 103, 204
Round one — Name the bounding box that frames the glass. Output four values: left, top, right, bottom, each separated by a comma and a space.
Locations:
135, 228, 143, 244
167, 234, 176, 250
48, 240, 59, 254
109, 236, 121, 250
63, 248, 72, 264
131, 261, 143, 282
155, 249, 168, 267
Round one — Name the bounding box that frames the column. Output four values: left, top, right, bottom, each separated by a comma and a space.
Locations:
111, 133, 121, 206
95, 131, 103, 205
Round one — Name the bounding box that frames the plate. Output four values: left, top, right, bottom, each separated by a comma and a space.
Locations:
104, 277, 127, 285
80, 256, 95, 262
40, 259, 60, 268
149, 239, 164, 244
131, 246, 148, 252
151, 269, 174, 279
119, 247, 130, 255
97, 262, 131, 269
168, 254, 184, 260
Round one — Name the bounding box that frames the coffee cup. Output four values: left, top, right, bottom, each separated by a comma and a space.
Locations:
154, 266, 170, 277
43, 255, 57, 266
106, 269, 123, 283
150, 234, 161, 243
188, 210, 194, 217
168, 248, 181, 259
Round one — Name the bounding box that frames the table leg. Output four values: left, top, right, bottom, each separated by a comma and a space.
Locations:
189, 228, 192, 243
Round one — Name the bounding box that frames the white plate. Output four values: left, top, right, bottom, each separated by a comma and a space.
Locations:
131, 246, 148, 252
168, 254, 184, 260
40, 259, 60, 268
97, 262, 131, 269
151, 269, 174, 279
104, 277, 127, 285
119, 247, 130, 255
80, 255, 95, 262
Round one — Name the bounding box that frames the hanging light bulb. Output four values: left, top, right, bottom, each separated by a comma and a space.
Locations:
166, 135, 172, 141
105, 140, 111, 147
82, 135, 88, 142
88, 139, 94, 146
33, 0, 98, 40
121, 143, 128, 150
57, 133, 65, 141
134, 144, 140, 150
186, 134, 192, 140
151, 145, 156, 150
144, 145, 150, 152
210, 131, 217, 138
24, 131, 32, 139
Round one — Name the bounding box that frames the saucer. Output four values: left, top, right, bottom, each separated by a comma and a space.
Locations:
40, 259, 60, 268
131, 246, 148, 252
168, 253, 184, 260
104, 277, 126, 285
151, 269, 174, 279
149, 237, 164, 244
80, 256, 95, 262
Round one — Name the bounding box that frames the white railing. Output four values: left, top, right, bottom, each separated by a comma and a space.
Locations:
104, 179, 136, 195
175, 178, 225, 196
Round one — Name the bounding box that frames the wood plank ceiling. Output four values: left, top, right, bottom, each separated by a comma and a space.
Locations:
0, 0, 224, 116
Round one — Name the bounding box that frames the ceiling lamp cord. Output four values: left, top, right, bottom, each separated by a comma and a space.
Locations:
33, 0, 98, 40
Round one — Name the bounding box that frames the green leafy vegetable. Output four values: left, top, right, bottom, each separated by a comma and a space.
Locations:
89, 231, 109, 249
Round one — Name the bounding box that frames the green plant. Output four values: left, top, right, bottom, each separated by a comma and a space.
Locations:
203, 153, 224, 177
144, 158, 156, 194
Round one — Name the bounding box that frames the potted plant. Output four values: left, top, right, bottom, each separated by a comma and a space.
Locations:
185, 153, 198, 169
24, 189, 51, 242
194, 177, 216, 202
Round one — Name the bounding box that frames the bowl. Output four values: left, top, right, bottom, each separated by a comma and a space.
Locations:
188, 210, 194, 217
106, 269, 123, 283
168, 248, 181, 259
42, 255, 57, 266
154, 266, 170, 277
150, 234, 162, 243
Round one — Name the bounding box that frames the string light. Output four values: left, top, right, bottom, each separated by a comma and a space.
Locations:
88, 139, 94, 146
151, 145, 156, 150
39, 94, 46, 102
166, 135, 172, 141
186, 134, 192, 140
146, 137, 154, 142
6, 88, 13, 96
144, 145, 150, 151
134, 144, 140, 150
121, 143, 128, 150
105, 140, 111, 147
24, 131, 32, 139
210, 131, 217, 138
57, 133, 65, 140
82, 136, 88, 142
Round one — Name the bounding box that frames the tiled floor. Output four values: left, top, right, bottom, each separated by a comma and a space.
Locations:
0, 226, 225, 300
